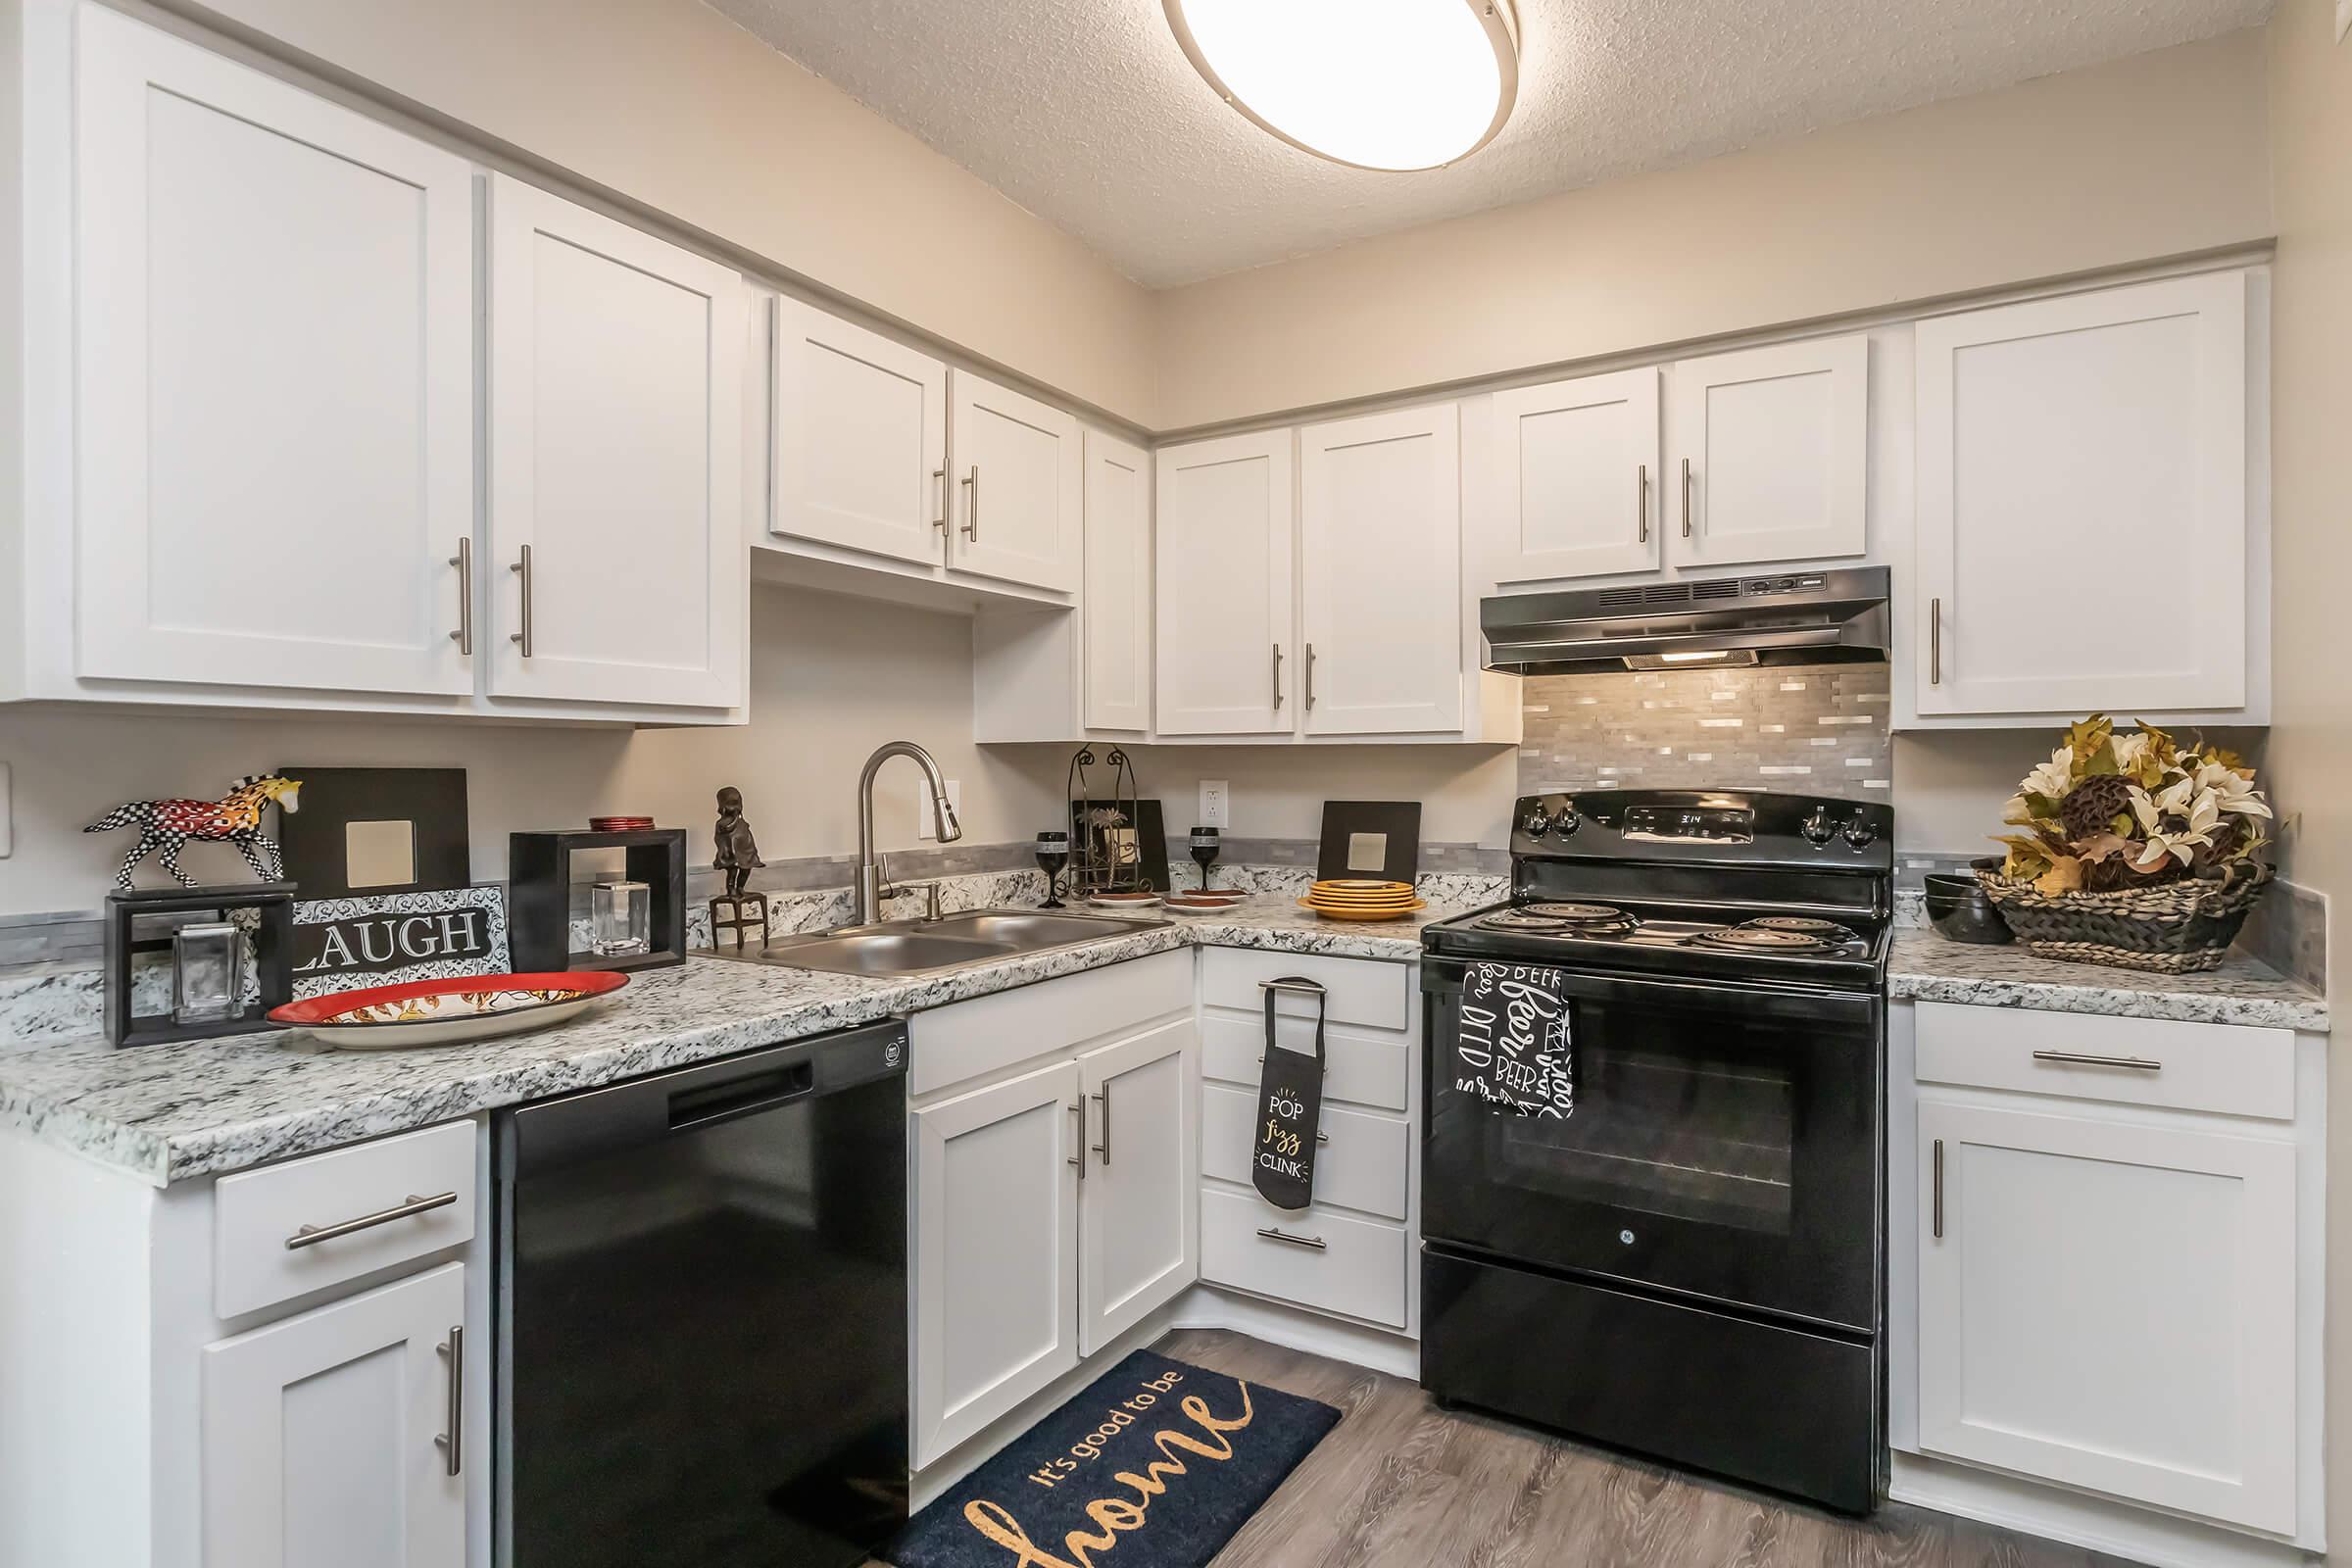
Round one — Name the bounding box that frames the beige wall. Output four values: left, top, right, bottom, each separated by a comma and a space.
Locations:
167, 0, 1156, 425
2262, 0, 2352, 1542
0, 588, 1057, 916
1151, 30, 2275, 430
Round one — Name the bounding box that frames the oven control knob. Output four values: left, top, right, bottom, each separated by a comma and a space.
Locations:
1841, 816, 1879, 849
1801, 806, 1836, 846
1550, 807, 1581, 837
1519, 807, 1550, 839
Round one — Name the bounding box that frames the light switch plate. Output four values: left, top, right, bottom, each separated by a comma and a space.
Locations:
916, 779, 961, 841
0, 761, 11, 858
1198, 780, 1229, 830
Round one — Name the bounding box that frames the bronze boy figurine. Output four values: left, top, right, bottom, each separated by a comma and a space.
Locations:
713, 786, 763, 897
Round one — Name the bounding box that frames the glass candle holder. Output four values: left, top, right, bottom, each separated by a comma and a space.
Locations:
591, 879, 652, 956
172, 921, 244, 1025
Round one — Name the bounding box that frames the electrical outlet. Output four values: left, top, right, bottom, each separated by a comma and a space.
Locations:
0, 761, 11, 858
1198, 779, 1229, 830
916, 779, 961, 841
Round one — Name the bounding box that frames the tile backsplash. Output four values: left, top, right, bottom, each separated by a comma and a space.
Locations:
1519, 663, 1890, 799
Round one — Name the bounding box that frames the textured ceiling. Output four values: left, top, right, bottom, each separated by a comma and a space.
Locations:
707, 0, 2272, 289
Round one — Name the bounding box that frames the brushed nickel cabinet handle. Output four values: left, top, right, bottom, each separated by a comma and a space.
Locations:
1304, 643, 1317, 711
1681, 457, 1694, 538
1932, 1139, 1944, 1241
960, 465, 980, 541
1637, 464, 1649, 544
434, 1325, 463, 1477
1316, 1131, 1330, 1146
1092, 1087, 1111, 1166
1930, 597, 1942, 686
508, 544, 534, 657
933, 467, 948, 537
1256, 978, 1327, 998
2032, 1050, 2161, 1071
1271, 644, 1285, 710
285, 1190, 458, 1250
1068, 1102, 1084, 1179
1256, 1226, 1326, 1250
447, 537, 473, 654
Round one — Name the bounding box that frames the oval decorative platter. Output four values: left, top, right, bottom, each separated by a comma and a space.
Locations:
268, 971, 630, 1050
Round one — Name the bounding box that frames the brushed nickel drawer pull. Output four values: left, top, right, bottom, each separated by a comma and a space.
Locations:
1068, 1102, 1085, 1179
508, 544, 534, 657
434, 1325, 463, 1476
2032, 1050, 2162, 1072
1092, 1086, 1111, 1166
1637, 463, 1649, 543
286, 1190, 458, 1250
1930, 597, 1942, 686
447, 537, 473, 654
1316, 1131, 1330, 1146
1256, 1226, 1326, 1250
1256, 978, 1327, 998
1932, 1139, 1944, 1241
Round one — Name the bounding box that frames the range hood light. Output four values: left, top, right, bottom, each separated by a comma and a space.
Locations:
1656, 650, 1733, 663
1622, 649, 1762, 671
1164, 0, 1521, 172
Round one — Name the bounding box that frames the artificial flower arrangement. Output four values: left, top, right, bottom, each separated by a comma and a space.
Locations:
1993, 715, 2272, 897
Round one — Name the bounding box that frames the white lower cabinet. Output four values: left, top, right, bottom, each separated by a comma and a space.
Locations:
202, 1260, 468, 1568
1915, 1098, 2298, 1535
1078, 1019, 1199, 1353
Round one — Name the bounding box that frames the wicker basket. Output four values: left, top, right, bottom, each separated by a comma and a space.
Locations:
1973, 858, 2273, 973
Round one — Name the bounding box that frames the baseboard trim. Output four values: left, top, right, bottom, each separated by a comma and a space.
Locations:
1165, 1284, 1421, 1379
1888, 1451, 2322, 1568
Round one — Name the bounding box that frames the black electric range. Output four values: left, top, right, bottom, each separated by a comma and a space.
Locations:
1419, 789, 1892, 1514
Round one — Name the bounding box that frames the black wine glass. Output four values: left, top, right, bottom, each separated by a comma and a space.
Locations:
1035, 831, 1070, 909
1188, 827, 1221, 892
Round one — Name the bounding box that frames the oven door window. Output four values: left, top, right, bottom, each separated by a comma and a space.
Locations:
1424, 967, 1879, 1331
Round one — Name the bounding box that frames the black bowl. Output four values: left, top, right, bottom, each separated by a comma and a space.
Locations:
1923, 875, 2012, 945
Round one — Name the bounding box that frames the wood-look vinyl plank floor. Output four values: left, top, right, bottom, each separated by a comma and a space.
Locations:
874, 1328, 2148, 1568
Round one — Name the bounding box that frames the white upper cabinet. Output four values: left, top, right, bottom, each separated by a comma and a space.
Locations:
72, 6, 475, 698
1155, 430, 1297, 736
1667, 335, 1868, 568
1299, 405, 1464, 735
1082, 430, 1153, 733
1490, 368, 1661, 582
949, 369, 1083, 593
770, 297, 949, 566
483, 174, 747, 710
1913, 273, 2250, 718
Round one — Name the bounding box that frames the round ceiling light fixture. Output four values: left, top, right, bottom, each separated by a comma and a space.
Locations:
1164, 0, 1520, 173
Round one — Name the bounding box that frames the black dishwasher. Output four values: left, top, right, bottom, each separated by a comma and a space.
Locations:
495, 1019, 908, 1568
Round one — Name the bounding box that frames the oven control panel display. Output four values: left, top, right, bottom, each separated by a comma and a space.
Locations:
1621, 806, 1755, 844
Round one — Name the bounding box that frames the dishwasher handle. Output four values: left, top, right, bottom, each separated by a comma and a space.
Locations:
667, 1060, 815, 1132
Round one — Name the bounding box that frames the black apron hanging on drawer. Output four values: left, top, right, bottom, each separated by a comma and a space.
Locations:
1251, 977, 1327, 1210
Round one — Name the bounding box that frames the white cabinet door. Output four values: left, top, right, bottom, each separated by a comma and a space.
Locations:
911, 1060, 1082, 1469
1078, 1018, 1199, 1354
1490, 369, 1661, 582
73, 7, 474, 698
1917, 1099, 2296, 1534
1154, 430, 1297, 735
1299, 405, 1463, 735
1667, 336, 1867, 567
484, 174, 747, 710
770, 297, 949, 566
202, 1262, 466, 1568
1083, 430, 1153, 732
948, 370, 1082, 593
1914, 273, 2248, 716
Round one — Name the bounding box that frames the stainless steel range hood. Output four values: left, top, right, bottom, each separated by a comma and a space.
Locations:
1482, 566, 1890, 676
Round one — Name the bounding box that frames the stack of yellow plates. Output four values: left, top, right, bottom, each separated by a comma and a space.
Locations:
1298, 879, 1426, 921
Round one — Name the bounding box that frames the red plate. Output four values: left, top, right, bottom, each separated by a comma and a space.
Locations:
268, 971, 630, 1050
590, 816, 656, 831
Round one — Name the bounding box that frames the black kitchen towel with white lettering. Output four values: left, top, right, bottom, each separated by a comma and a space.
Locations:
1453, 961, 1575, 1118
884, 1348, 1339, 1568
1251, 979, 1326, 1210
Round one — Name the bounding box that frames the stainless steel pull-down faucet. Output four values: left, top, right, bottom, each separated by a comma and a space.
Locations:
856, 741, 961, 925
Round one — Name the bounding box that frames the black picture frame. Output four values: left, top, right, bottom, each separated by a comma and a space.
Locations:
507, 829, 688, 973
104, 882, 295, 1049
1316, 801, 1423, 885
274, 766, 470, 901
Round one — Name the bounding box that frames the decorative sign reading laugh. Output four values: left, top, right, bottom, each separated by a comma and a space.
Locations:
290, 885, 511, 999
1454, 960, 1575, 1117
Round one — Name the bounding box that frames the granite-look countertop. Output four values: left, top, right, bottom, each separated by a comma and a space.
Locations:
0, 896, 1447, 1187
1888, 929, 2329, 1033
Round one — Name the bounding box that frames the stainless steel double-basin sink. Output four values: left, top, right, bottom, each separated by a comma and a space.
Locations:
706, 907, 1170, 978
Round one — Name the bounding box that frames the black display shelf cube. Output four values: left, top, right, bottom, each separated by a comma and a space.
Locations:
507, 829, 688, 973
104, 882, 295, 1050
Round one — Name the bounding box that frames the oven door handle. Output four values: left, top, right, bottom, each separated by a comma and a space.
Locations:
1421, 958, 1877, 1026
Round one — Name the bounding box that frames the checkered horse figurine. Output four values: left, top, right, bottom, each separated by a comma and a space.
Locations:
84, 774, 303, 892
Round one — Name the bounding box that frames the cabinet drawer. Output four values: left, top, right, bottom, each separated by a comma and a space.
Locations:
910, 949, 1191, 1099
1200, 948, 1413, 1033
214, 1122, 477, 1319
1200, 1083, 1409, 1220
1199, 1011, 1411, 1112
1200, 1187, 1408, 1329
1914, 1002, 2293, 1121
